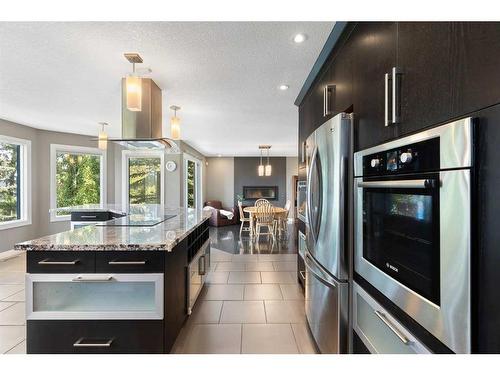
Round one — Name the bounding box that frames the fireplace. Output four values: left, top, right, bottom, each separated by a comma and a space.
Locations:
243, 186, 278, 201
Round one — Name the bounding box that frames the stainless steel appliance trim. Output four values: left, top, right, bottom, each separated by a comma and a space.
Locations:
26, 273, 164, 320
73, 338, 114, 348
374, 310, 410, 345
187, 239, 210, 315
384, 73, 390, 127
354, 169, 471, 353
299, 270, 306, 280
392, 67, 402, 124
352, 282, 431, 354
305, 251, 338, 289
306, 144, 318, 246
38, 259, 79, 265
354, 117, 473, 176
357, 179, 430, 189
72, 275, 114, 282
108, 261, 147, 265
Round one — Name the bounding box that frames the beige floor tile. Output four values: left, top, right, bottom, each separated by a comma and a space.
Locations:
203, 284, 244, 300
190, 300, 223, 324
244, 284, 283, 300
261, 271, 295, 284
220, 301, 266, 323
259, 254, 297, 262
0, 253, 25, 273
291, 323, 318, 354
207, 271, 229, 284
232, 254, 259, 262
180, 324, 242, 354
0, 303, 25, 325
210, 249, 233, 262
245, 262, 275, 271
0, 272, 24, 285
273, 261, 297, 272
0, 301, 16, 312
264, 300, 306, 323
0, 285, 24, 300
0, 326, 26, 354
241, 324, 299, 354
5, 340, 26, 354
228, 271, 261, 284
280, 284, 304, 300
215, 262, 246, 272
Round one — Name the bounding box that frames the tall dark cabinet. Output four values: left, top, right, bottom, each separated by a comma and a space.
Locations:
296, 21, 500, 353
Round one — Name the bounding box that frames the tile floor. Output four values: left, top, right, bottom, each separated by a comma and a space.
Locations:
0, 252, 26, 354
171, 245, 318, 354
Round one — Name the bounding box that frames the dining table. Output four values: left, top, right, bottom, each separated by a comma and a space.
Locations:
243, 206, 288, 238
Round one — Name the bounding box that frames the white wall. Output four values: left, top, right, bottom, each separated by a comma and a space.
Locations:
286, 157, 298, 218
205, 157, 234, 208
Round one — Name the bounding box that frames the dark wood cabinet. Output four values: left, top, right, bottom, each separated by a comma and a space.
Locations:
27, 251, 95, 273
351, 22, 397, 151
95, 251, 165, 273
449, 22, 500, 118
395, 22, 453, 137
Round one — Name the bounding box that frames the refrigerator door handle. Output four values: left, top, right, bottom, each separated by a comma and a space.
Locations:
305, 251, 338, 289
306, 145, 318, 245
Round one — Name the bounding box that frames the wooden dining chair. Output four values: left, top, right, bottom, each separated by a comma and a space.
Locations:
238, 201, 252, 237
255, 202, 276, 241
254, 198, 269, 207
278, 199, 292, 234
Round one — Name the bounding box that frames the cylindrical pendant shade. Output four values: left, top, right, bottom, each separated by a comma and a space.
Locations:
265, 164, 272, 176
126, 75, 142, 112
170, 116, 181, 140
98, 131, 108, 150
258, 164, 265, 176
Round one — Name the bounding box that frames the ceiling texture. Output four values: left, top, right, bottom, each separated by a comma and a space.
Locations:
0, 22, 333, 156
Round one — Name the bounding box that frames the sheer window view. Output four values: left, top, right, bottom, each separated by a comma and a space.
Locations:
128, 157, 161, 205
186, 160, 196, 208
56, 152, 101, 215
0, 141, 21, 222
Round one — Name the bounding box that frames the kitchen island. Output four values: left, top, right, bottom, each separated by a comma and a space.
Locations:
14, 207, 211, 354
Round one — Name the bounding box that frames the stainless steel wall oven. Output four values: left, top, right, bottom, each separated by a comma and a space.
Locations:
354, 117, 473, 353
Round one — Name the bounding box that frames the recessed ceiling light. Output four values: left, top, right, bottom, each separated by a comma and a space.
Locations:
279, 84, 289, 91
293, 33, 307, 43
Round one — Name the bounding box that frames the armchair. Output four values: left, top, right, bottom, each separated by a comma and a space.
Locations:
204, 200, 238, 227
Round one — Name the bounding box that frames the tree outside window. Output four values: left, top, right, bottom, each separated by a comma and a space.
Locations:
187, 160, 196, 208
0, 142, 20, 222
128, 157, 161, 205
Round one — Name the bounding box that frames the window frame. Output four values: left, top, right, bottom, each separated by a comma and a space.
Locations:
0, 135, 32, 230
183, 153, 202, 211
50, 144, 106, 222
122, 150, 165, 211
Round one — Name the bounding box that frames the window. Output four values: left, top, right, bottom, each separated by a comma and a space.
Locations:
50, 144, 106, 221
184, 155, 202, 210
122, 150, 164, 209
0, 135, 31, 229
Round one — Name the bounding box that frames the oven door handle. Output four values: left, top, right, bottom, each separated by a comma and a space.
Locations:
357, 179, 437, 189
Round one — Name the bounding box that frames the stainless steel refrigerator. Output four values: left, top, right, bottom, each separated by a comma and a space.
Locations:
305, 113, 352, 354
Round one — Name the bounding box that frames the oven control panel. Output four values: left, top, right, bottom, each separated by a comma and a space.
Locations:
362, 137, 440, 176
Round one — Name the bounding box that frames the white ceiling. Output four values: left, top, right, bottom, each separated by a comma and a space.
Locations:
0, 22, 333, 156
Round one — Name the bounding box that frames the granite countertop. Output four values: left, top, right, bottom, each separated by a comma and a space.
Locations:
14, 207, 210, 252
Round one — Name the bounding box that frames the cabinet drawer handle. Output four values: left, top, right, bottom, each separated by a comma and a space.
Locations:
72, 275, 114, 282
73, 338, 114, 348
323, 84, 335, 117
374, 310, 410, 345
80, 215, 98, 219
38, 259, 79, 265
392, 67, 402, 124
108, 260, 146, 265
299, 270, 306, 280
384, 73, 390, 126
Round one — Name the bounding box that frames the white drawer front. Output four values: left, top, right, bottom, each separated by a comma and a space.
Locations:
26, 273, 164, 320
353, 282, 431, 354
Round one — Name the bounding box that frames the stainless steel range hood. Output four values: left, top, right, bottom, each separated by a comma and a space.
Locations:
106, 77, 179, 151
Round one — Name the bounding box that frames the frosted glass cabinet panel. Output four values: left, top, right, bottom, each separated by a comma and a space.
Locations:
26, 273, 163, 320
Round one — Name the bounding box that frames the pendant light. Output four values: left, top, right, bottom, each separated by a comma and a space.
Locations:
258, 147, 265, 176
124, 53, 143, 112
97, 122, 109, 150
265, 146, 272, 176
170, 105, 181, 140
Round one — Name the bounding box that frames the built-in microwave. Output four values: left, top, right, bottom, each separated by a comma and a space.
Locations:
297, 180, 307, 222
354, 117, 473, 354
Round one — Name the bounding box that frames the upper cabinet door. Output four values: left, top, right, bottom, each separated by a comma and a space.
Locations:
351, 22, 397, 151
327, 39, 354, 116
396, 22, 452, 138
450, 22, 500, 117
